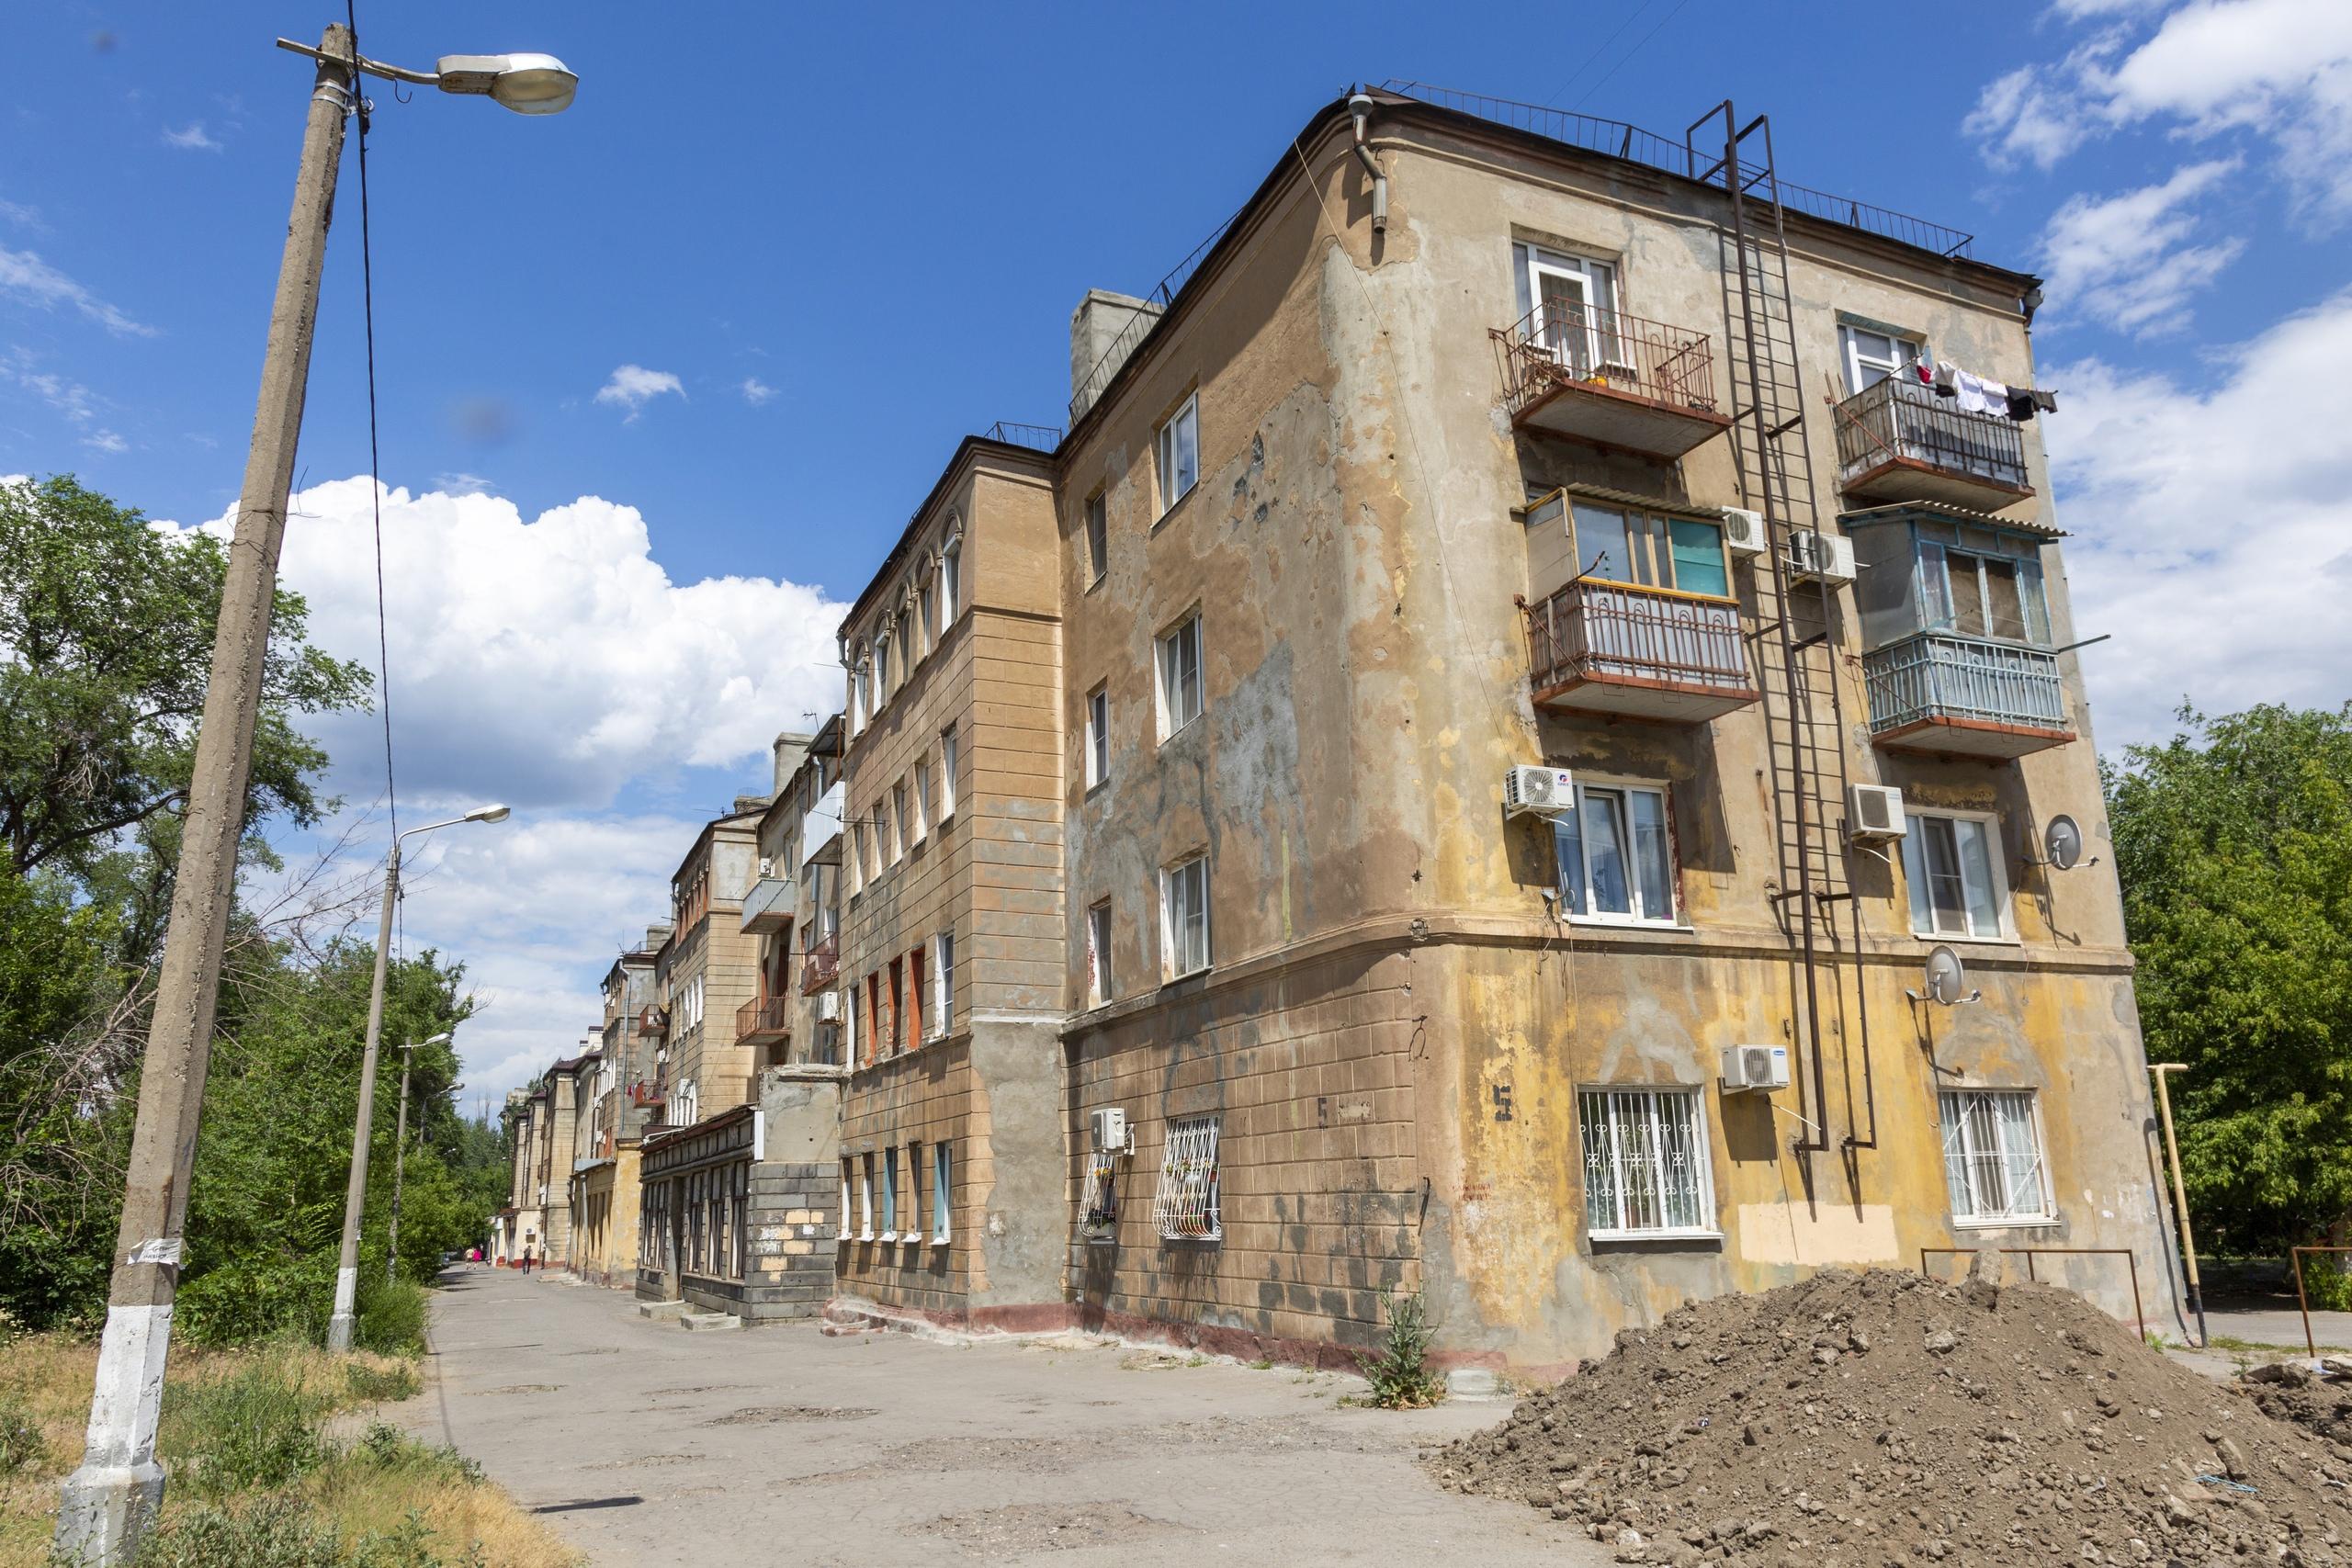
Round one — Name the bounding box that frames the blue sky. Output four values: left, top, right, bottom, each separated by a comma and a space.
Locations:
6, 0, 2347, 1099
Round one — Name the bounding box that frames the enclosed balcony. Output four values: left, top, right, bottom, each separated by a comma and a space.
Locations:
739, 874, 794, 935
1833, 378, 2032, 512
1493, 303, 1731, 459
1847, 504, 2075, 758
736, 994, 791, 1051
1521, 490, 1758, 724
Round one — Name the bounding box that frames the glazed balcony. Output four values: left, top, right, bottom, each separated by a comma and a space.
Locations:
1834, 378, 2032, 512
1526, 578, 1758, 724
1492, 304, 1731, 458
1861, 631, 2074, 758
736, 994, 792, 1050
739, 874, 795, 935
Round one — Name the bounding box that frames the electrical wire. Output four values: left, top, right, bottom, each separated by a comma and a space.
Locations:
1572, 0, 1697, 111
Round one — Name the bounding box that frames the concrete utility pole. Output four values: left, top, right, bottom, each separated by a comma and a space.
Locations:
2150, 1063, 2209, 1348
52, 28, 355, 1562
387, 1042, 415, 1284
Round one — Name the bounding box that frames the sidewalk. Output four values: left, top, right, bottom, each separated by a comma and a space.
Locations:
401, 1266, 1610, 1567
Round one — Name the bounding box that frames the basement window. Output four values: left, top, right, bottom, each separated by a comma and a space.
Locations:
1940, 1089, 2053, 1224
1577, 1087, 1716, 1240
1152, 1113, 1222, 1243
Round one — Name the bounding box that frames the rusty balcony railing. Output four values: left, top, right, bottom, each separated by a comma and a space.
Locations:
736, 994, 792, 1044
799, 932, 840, 996
1526, 578, 1756, 721
1861, 630, 2071, 756
1833, 378, 2030, 505
1494, 302, 1722, 430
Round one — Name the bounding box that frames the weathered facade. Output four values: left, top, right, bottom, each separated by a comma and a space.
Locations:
567, 940, 662, 1287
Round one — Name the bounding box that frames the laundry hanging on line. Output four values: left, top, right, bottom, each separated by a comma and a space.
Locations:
1910, 359, 2055, 421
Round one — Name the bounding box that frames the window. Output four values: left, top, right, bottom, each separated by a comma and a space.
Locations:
1156, 614, 1204, 739
881, 1145, 899, 1240
1561, 500, 1731, 599
842, 982, 857, 1062
941, 526, 963, 622
874, 634, 890, 707
1940, 1089, 2052, 1224
839, 1158, 853, 1239
1084, 491, 1108, 584
888, 958, 904, 1055
938, 726, 958, 818
1839, 322, 1922, 394
893, 781, 910, 861
731, 1163, 748, 1278
1554, 780, 1678, 925
1577, 1087, 1716, 1239
921, 569, 939, 649
1921, 543, 2050, 646
1511, 242, 1620, 372
853, 652, 870, 731
1084, 685, 1110, 789
1901, 810, 2009, 940
897, 608, 913, 676
905, 1142, 922, 1244
913, 760, 932, 841
931, 1141, 952, 1242
907, 945, 925, 1048
933, 929, 955, 1034
858, 1154, 875, 1240
865, 972, 881, 1064
1152, 1114, 1222, 1241
1155, 394, 1199, 516
1086, 900, 1114, 1006
1160, 855, 1210, 979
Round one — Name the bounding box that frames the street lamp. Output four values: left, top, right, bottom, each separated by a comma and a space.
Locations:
328, 808, 510, 1353
386, 1031, 455, 1284
275, 39, 581, 116
57, 15, 568, 1562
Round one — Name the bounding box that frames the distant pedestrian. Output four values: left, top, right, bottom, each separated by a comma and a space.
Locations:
522, 1247, 535, 1275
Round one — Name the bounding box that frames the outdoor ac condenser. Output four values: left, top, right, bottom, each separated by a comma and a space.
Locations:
1089, 1108, 1130, 1155
816, 991, 841, 1021
1787, 528, 1856, 586
1719, 1044, 1791, 1093
1503, 765, 1575, 818
1719, 507, 1768, 557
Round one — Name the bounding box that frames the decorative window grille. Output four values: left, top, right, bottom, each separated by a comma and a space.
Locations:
1939, 1089, 2052, 1223
1152, 1114, 1223, 1242
1577, 1088, 1714, 1238
1081, 1154, 1119, 1243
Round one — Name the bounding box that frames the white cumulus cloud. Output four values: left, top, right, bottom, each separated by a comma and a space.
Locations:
739, 376, 777, 406
162, 122, 222, 152
593, 364, 684, 420
2037, 159, 2244, 333
0, 243, 155, 337
2046, 288, 2352, 744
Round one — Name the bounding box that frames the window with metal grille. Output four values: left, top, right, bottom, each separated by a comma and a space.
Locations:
1939, 1089, 2052, 1224
1577, 1087, 1715, 1239
1152, 1114, 1222, 1242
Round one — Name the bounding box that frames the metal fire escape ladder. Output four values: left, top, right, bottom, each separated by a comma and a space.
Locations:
1689, 104, 1878, 1157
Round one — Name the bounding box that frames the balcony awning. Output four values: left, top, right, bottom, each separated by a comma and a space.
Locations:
1839, 501, 2067, 540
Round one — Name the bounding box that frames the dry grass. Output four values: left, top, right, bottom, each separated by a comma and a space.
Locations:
0, 1333, 576, 1568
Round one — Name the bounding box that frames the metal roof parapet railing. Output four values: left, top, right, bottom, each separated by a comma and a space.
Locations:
1069, 200, 1250, 423
979, 420, 1065, 453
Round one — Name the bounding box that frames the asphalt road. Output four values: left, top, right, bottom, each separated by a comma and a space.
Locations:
399, 1266, 1612, 1567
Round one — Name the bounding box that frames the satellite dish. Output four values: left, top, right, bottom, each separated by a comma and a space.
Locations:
2041, 814, 2092, 871
1922, 945, 1980, 1007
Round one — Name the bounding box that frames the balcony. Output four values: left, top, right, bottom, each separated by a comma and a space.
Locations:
1833, 378, 2032, 512
1861, 631, 2074, 758
635, 1005, 667, 1039
736, 995, 791, 1050
627, 1078, 664, 1107
1525, 579, 1758, 724
740, 874, 795, 935
799, 932, 840, 996
1492, 304, 1731, 458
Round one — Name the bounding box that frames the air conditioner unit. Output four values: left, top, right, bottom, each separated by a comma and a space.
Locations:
1089, 1108, 1130, 1155
815, 991, 841, 1021
757, 856, 774, 877
1787, 528, 1855, 586
1719, 507, 1768, 557
1846, 784, 1907, 843
1719, 1043, 1791, 1093
1504, 765, 1576, 818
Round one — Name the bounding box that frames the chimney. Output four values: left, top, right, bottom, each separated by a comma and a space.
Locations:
731, 793, 770, 816
1069, 289, 1163, 420
772, 730, 814, 794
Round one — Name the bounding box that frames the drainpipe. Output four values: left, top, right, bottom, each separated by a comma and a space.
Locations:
1348, 92, 1387, 236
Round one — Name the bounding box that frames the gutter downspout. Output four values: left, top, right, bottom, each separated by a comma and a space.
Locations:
1348, 92, 1387, 236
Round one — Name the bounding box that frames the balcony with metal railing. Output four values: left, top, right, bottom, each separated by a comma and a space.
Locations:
735, 994, 792, 1050
739, 874, 794, 935
1861, 630, 2073, 757
799, 931, 840, 996
1833, 378, 2032, 512
1525, 578, 1758, 723
1493, 303, 1731, 458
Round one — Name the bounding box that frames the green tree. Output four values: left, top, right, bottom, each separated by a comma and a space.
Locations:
0, 474, 370, 905
2105, 704, 2352, 1259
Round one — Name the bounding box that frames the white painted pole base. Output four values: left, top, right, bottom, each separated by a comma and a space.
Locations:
325, 1264, 359, 1352
54, 1301, 174, 1564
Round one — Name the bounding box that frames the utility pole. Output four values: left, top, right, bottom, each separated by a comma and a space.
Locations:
2150, 1063, 2209, 1348
387, 1041, 414, 1284
328, 840, 402, 1350
52, 28, 355, 1562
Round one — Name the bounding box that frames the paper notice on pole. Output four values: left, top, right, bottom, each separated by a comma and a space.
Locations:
126, 1237, 185, 1268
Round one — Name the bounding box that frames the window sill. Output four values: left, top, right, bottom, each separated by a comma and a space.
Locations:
1912, 932, 2021, 949
1157, 716, 1203, 749
1566, 917, 1695, 935
855, 1232, 875, 1243
1589, 1227, 1724, 1245
1952, 1215, 2060, 1231
1084, 779, 1108, 799
1159, 1234, 1223, 1247
1086, 572, 1106, 594
1160, 965, 1210, 988
1153, 490, 1195, 530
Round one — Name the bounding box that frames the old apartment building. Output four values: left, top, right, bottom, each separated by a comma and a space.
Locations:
529, 84, 2177, 1371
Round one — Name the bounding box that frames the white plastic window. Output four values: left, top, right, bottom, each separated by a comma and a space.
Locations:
1160, 856, 1209, 979
1085, 491, 1108, 584
938, 726, 958, 818
1902, 811, 2009, 940
1152, 1114, 1222, 1241
1577, 1087, 1715, 1239
1839, 323, 1922, 394
1085, 686, 1110, 789
1155, 394, 1199, 516
1940, 1089, 2052, 1224
1157, 615, 1204, 739
1553, 781, 1677, 925
1086, 900, 1114, 1006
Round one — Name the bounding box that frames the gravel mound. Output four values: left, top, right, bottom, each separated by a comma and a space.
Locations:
1429, 1262, 2352, 1565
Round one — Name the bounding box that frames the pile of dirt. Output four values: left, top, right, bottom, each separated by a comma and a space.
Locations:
1430, 1262, 2352, 1565
2241, 1361, 2352, 1453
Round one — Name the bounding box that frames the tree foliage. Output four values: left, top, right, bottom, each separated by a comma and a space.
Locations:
0, 474, 370, 901
2105, 704, 2352, 1255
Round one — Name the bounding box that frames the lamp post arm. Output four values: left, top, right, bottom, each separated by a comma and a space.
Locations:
274, 36, 439, 87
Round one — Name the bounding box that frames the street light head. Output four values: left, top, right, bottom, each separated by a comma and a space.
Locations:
424, 1031, 454, 1047
463, 804, 512, 824
435, 52, 577, 115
